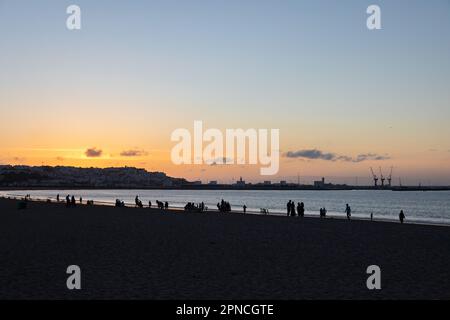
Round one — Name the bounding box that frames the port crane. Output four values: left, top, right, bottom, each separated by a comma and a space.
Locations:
387, 166, 393, 187
379, 167, 385, 187
370, 167, 378, 187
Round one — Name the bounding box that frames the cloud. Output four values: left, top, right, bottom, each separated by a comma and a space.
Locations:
285, 149, 338, 161
120, 149, 148, 157
85, 148, 102, 158
351, 153, 390, 162
285, 149, 390, 163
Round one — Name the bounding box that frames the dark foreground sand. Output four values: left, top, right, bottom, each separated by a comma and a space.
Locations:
0, 198, 449, 300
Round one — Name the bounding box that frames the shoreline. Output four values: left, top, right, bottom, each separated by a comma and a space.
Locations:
2, 194, 450, 228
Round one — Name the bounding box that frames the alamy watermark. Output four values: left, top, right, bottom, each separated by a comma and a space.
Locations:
366, 265, 381, 290
66, 265, 81, 290
66, 5, 81, 30
65, 4, 381, 31
367, 5, 381, 30
171, 121, 280, 175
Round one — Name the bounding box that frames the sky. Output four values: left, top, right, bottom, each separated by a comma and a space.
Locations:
1, 0, 450, 185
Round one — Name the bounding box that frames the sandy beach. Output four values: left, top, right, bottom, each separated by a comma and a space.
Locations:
0, 197, 449, 300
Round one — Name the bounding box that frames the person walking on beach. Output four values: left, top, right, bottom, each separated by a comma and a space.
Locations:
79, 197, 82, 204
370, 212, 373, 221
399, 210, 405, 224
243, 205, 247, 214
287, 200, 292, 216
71, 195, 76, 207
148, 200, 152, 208
56, 194, 60, 202
345, 204, 351, 220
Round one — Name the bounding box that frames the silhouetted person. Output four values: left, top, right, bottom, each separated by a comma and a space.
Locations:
66, 195, 70, 207
79, 197, 82, 204
370, 212, 373, 221
165, 201, 169, 209
135, 196, 140, 207
56, 194, 60, 202
243, 205, 247, 214
399, 210, 405, 224
299, 202, 305, 217
149, 201, 152, 208
287, 200, 292, 216
290, 201, 296, 216
345, 204, 351, 220
71, 195, 76, 207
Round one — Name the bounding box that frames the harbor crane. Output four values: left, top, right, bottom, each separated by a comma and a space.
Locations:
379, 167, 385, 187
370, 167, 378, 187
387, 166, 393, 187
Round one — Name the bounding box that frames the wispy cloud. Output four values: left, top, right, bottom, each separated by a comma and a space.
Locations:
285, 149, 336, 161
85, 148, 102, 158
207, 157, 234, 165
284, 149, 390, 163
352, 153, 390, 162
120, 149, 148, 157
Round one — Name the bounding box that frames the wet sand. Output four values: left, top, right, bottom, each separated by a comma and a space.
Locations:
0, 197, 449, 299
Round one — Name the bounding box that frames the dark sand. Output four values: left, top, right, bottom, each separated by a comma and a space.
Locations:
0, 198, 449, 299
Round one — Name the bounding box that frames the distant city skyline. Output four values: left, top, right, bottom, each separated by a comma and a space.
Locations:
1, 1, 450, 185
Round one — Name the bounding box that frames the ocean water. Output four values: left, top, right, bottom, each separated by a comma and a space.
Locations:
2, 189, 450, 226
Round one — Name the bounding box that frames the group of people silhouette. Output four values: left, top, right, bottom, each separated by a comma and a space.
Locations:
113, 196, 170, 210
286, 201, 353, 220
56, 194, 82, 207
54, 193, 406, 223
184, 202, 206, 212
64, 194, 77, 207
286, 200, 305, 217
217, 199, 231, 212
116, 199, 126, 207
155, 200, 169, 209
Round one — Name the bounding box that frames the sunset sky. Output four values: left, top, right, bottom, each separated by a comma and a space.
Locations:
1, 0, 450, 185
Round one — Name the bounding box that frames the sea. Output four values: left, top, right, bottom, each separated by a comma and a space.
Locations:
2, 189, 450, 226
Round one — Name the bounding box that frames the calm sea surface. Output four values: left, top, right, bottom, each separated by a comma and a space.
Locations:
2, 189, 450, 225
